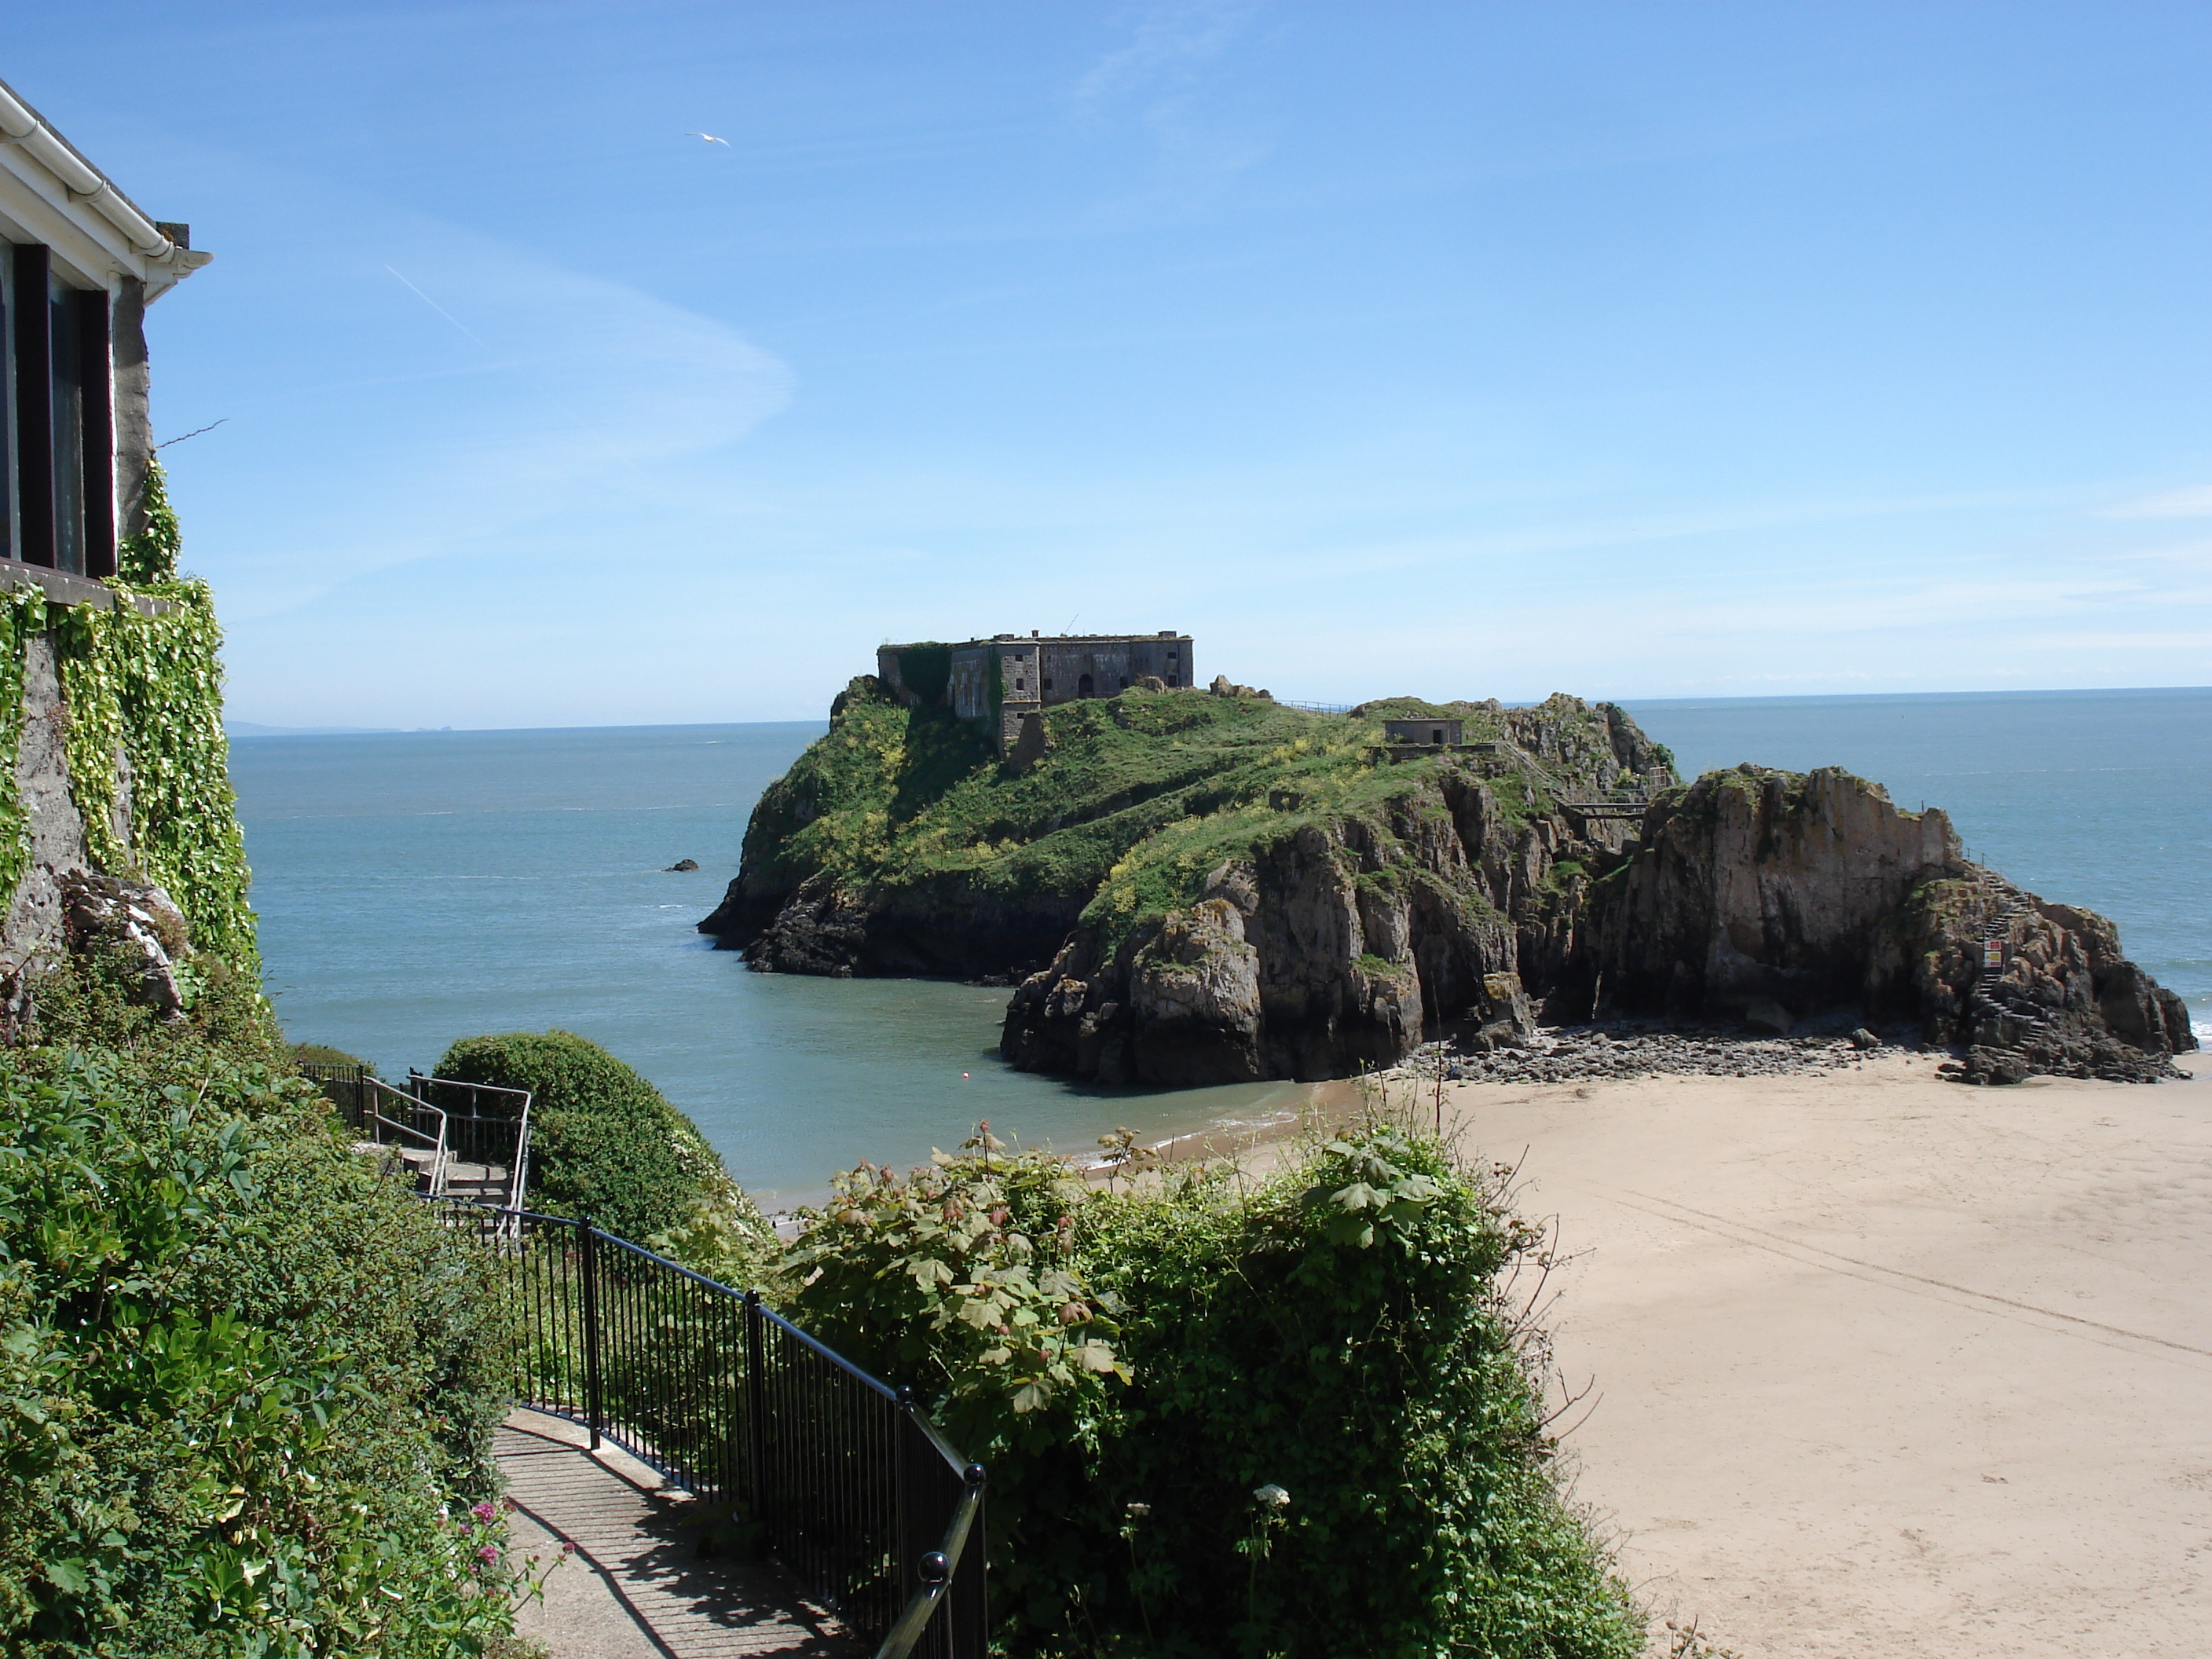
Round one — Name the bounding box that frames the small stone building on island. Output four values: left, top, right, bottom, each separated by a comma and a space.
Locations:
878, 630, 1194, 752
1382, 716, 1463, 749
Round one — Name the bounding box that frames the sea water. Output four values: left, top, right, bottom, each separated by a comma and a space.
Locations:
229, 687, 2207, 1200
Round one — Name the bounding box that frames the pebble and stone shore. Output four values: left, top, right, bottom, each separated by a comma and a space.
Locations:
1383, 1019, 2193, 1089
1385, 1022, 1903, 1086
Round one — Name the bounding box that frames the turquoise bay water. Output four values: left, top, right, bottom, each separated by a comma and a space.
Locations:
230, 688, 2207, 1200
230, 723, 1309, 1203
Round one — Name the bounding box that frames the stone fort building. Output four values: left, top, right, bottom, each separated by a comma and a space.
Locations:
877, 631, 1194, 751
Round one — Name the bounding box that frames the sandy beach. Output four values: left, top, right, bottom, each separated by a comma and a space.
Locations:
1335, 1055, 2212, 1657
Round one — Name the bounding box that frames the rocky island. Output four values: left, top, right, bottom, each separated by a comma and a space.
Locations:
701, 669, 2195, 1088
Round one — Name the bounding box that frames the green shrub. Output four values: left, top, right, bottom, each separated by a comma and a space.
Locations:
0, 1044, 527, 1656
434, 1030, 770, 1260
27, 935, 289, 1078
783, 1121, 1641, 1659
287, 1042, 375, 1074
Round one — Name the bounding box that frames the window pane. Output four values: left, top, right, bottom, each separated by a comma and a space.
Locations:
49, 286, 83, 575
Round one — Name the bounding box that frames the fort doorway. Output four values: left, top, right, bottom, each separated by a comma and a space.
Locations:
1079, 672, 1094, 698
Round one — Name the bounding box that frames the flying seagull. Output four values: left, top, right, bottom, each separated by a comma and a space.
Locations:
684, 132, 730, 145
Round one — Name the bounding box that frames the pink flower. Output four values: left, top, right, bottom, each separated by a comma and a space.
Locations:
479, 1544, 500, 1562
561, 1540, 577, 1555
472, 1501, 496, 1522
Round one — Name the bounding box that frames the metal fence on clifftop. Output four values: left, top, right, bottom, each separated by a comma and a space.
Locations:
432, 1199, 987, 1659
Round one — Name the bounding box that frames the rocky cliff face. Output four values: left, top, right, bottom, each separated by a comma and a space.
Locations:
710, 681, 2193, 1089
1004, 761, 2194, 1086
1567, 765, 2193, 1081
996, 705, 1658, 1084
1573, 766, 1963, 1019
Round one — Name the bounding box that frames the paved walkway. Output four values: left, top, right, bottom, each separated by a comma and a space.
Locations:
497, 1409, 862, 1658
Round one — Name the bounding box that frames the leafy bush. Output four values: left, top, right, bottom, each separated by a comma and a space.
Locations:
28, 932, 290, 1078
0, 1043, 529, 1656
783, 1119, 1641, 1659
288, 1042, 375, 1073
434, 1030, 770, 1260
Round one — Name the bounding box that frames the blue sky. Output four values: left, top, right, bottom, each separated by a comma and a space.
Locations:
13, 2, 2212, 726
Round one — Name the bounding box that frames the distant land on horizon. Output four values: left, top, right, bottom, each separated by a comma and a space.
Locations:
226, 722, 405, 737
220, 683, 2211, 739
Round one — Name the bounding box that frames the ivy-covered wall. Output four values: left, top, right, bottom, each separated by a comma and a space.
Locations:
0, 462, 256, 975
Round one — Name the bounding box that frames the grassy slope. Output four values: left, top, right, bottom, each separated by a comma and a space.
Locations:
739, 684, 1642, 956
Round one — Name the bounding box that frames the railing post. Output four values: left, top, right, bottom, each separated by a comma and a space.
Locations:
895, 1387, 929, 1632
579, 1214, 602, 1450
743, 1290, 769, 1544
950, 1462, 988, 1659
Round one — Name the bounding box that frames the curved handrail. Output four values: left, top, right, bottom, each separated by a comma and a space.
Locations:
507, 1097, 532, 1223
875, 1458, 987, 1659
408, 1074, 533, 1216
364, 1077, 449, 1197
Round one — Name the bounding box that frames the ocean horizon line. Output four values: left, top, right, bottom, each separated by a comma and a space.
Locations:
225, 681, 2212, 740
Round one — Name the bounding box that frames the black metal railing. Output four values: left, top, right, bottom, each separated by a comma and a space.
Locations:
437, 1199, 986, 1659
299, 1060, 372, 1122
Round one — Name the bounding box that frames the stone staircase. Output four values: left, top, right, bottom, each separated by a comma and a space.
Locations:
1491, 745, 1652, 821
1971, 882, 2053, 1040
382, 1145, 511, 1203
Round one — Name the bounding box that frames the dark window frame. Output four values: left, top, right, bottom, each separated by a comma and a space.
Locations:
4, 244, 114, 577
11, 243, 54, 568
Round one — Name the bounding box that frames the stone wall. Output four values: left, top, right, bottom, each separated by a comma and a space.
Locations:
1, 632, 123, 979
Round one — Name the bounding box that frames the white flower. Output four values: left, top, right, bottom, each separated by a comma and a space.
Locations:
1253, 1484, 1291, 1510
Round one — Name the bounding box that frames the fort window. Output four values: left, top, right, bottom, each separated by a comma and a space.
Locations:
1119, 676, 1130, 689
1167, 674, 1177, 687
1431, 728, 1444, 744
1042, 678, 1053, 690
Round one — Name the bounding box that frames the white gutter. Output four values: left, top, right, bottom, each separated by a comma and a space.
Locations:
0, 80, 174, 260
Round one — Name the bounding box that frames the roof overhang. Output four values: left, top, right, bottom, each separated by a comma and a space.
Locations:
0, 75, 210, 300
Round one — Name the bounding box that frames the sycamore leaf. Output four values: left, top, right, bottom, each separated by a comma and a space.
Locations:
1073, 1340, 1122, 1374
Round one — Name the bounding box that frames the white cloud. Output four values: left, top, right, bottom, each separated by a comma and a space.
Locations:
1070, 2, 1271, 209
2101, 485, 2212, 520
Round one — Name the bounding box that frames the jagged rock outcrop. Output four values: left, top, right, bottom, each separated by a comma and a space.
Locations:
1568, 765, 2192, 1082
1, 870, 196, 1037
1005, 761, 2193, 1086
1002, 767, 1613, 1084
1876, 875, 2196, 1083
1574, 766, 1962, 1020
61, 872, 193, 1020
